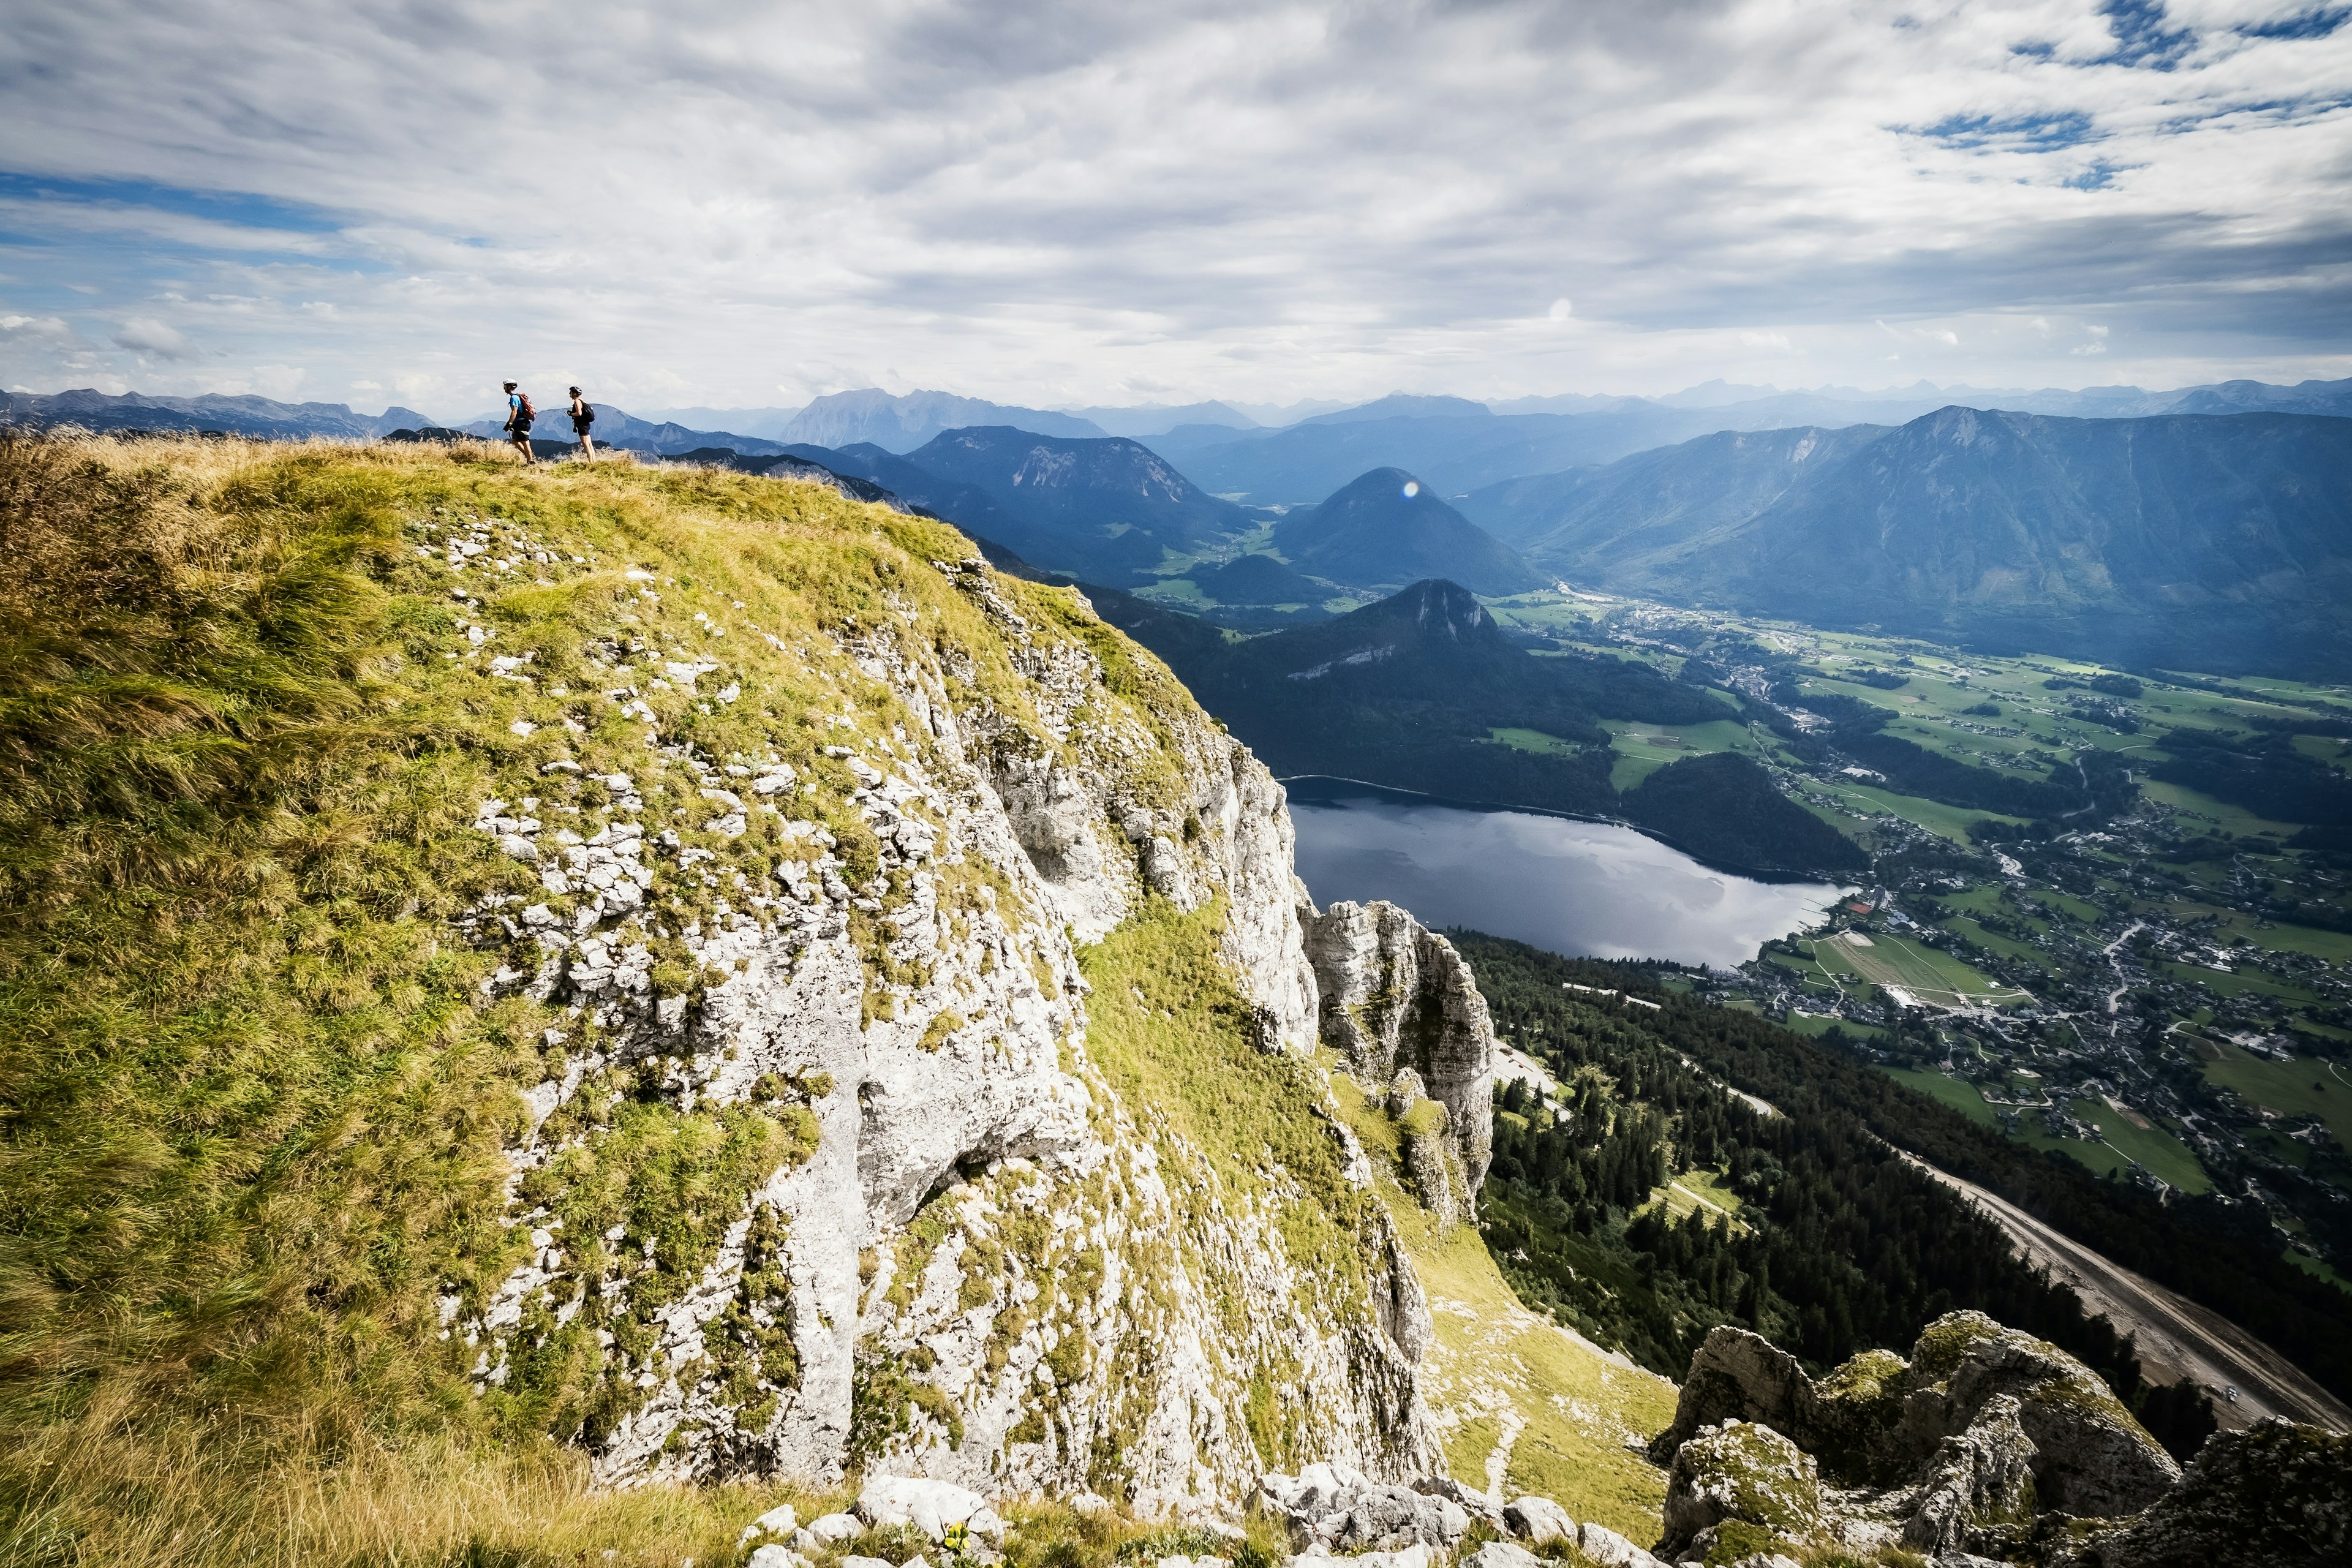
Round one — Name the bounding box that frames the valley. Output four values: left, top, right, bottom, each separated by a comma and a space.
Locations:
1468, 587, 2352, 1289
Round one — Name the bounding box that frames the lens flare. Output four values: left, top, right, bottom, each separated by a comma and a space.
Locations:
1401, 480, 1420, 497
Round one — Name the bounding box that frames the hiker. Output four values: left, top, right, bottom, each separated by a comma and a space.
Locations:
502, 380, 537, 464
568, 386, 597, 462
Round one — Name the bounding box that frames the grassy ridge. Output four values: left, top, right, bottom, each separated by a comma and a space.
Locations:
0, 434, 1143, 1562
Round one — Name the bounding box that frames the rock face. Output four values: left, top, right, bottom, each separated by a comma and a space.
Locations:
1299, 900, 1496, 1196
440, 530, 1452, 1509
1657, 1420, 1828, 1561
2047, 1418, 2352, 1567
1650, 1313, 2194, 1564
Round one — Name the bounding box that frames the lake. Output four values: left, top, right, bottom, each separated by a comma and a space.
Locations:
1286, 778, 1852, 969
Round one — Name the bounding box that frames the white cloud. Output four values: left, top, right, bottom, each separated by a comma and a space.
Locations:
111, 318, 196, 360
0, 1, 2345, 404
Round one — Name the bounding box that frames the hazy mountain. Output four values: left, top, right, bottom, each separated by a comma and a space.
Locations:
0, 388, 435, 439
1060, 401, 1259, 438
778, 390, 1106, 452
897, 426, 1249, 584
1219, 397, 1354, 426
1460, 423, 1894, 558
1276, 467, 1542, 594
1148, 376, 2352, 504
1518, 407, 2352, 678
630, 405, 804, 439
1300, 393, 1493, 425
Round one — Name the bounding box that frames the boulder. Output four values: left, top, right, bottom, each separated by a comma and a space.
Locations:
1657, 1420, 1826, 1561
840, 1557, 896, 1568
1412, 1476, 1506, 1531
1459, 1543, 1539, 1568
1908, 1312, 2179, 1518
858, 1475, 990, 1542
1647, 1327, 1817, 1466
809, 1512, 868, 1545
747, 1550, 813, 1568
1258, 1469, 1465, 1551
1576, 1521, 1659, 1567
743, 1503, 800, 1544
1500, 1494, 1574, 1544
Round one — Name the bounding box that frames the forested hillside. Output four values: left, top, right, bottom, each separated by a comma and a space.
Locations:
1451, 935, 2352, 1431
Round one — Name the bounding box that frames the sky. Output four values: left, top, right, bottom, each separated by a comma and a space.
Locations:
2, 0, 2350, 418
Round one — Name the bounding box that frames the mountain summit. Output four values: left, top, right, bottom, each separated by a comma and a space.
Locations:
1276, 467, 1542, 594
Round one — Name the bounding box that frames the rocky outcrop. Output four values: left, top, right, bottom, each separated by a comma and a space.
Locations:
438, 526, 1449, 1510
1648, 1313, 2215, 1566
1657, 1419, 1828, 1561
1261, 1468, 1662, 1568
2047, 1418, 2352, 1568
1300, 900, 1495, 1196
1651, 1313, 2177, 1525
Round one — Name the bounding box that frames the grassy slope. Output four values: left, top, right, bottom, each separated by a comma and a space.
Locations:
3, 436, 1656, 1562
1324, 1077, 1675, 1544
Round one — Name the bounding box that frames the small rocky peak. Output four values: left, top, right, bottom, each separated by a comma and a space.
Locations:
1300, 898, 1496, 1199
1646, 1312, 2198, 1566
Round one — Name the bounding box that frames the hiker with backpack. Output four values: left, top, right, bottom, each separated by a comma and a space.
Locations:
502, 380, 537, 464
568, 386, 597, 462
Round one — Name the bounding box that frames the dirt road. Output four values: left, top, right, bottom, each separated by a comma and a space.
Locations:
1901, 1154, 2350, 1432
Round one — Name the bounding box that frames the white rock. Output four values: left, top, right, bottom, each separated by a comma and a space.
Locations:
1502, 1496, 1575, 1545
746, 1503, 799, 1539
1069, 1492, 1113, 1516
510, 720, 537, 737
1347, 1546, 1428, 1568
858, 1474, 989, 1542
839, 1556, 895, 1568
1460, 1545, 1540, 1568
747, 1548, 812, 1568
808, 1513, 866, 1545
1576, 1523, 1651, 1567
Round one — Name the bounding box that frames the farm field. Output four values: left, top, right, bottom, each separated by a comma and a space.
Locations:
1596, 717, 1765, 790
1806, 930, 2031, 1009
2202, 1041, 2352, 1152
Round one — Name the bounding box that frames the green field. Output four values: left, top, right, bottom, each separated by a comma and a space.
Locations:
2157, 961, 2318, 1004
1883, 1067, 2000, 1126
2138, 778, 2305, 839
1489, 726, 1583, 756
2064, 1098, 2212, 1193
1803, 930, 2031, 1009
1813, 778, 2018, 845
2203, 1041, 2352, 1150
1597, 717, 1768, 790
1943, 915, 2054, 971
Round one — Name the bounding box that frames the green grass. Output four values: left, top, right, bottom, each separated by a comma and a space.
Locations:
1812, 778, 2018, 846
1325, 1076, 1676, 1544
2203, 1042, 2352, 1151
2157, 962, 2320, 1005
1778, 1010, 1888, 1042
1881, 1068, 2000, 1126
1597, 717, 1765, 790
2138, 778, 2305, 840
2066, 1098, 2212, 1194
1942, 915, 2054, 971
1490, 725, 1584, 756
1801, 930, 2030, 1008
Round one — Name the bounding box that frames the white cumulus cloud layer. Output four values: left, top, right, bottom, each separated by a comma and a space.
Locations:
0, 0, 2347, 413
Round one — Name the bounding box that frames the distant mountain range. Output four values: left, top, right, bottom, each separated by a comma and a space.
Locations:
1137, 376, 2352, 505
0, 388, 435, 440
774, 390, 1107, 451
1470, 407, 2352, 678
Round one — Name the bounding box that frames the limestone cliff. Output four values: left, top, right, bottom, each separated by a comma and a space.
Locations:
1300, 901, 1496, 1207
426, 475, 1458, 1507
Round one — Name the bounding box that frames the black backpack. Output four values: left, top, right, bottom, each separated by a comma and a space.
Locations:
578, 401, 595, 426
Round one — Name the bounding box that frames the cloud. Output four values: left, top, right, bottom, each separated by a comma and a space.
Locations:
0, 1, 2345, 404
1, 314, 75, 341
111, 317, 196, 359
